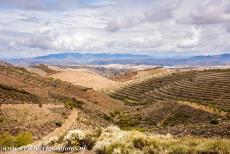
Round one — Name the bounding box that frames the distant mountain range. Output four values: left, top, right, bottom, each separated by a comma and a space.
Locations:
5, 53, 230, 67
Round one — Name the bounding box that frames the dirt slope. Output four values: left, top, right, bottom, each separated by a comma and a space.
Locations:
50, 69, 118, 90
111, 67, 172, 82
32, 109, 78, 146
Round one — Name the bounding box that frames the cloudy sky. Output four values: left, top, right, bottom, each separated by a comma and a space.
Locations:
0, 0, 230, 58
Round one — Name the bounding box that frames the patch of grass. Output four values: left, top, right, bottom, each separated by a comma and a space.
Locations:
115, 114, 140, 128
0, 84, 29, 95
64, 98, 84, 109
0, 132, 33, 148
103, 114, 112, 121
49, 93, 84, 109
15, 132, 33, 147
93, 126, 230, 154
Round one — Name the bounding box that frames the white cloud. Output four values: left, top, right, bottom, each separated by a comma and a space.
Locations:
177, 28, 201, 48
144, 8, 173, 23
0, 0, 230, 58
107, 16, 135, 32
29, 26, 107, 51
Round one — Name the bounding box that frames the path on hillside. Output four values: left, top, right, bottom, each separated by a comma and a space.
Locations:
32, 108, 78, 146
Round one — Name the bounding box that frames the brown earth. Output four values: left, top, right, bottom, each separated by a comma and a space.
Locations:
110, 67, 171, 82
0, 103, 70, 140
0, 64, 123, 141
50, 68, 118, 91
1, 62, 230, 150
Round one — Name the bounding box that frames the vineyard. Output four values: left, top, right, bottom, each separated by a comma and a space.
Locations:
109, 69, 230, 137
110, 69, 230, 112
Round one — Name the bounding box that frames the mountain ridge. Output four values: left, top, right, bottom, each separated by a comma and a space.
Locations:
5, 52, 230, 66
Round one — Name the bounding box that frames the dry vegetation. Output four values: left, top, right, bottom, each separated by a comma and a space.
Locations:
50, 68, 118, 90
110, 67, 171, 82
1, 62, 230, 153
32, 64, 60, 75
109, 69, 230, 137
0, 63, 120, 148
38, 126, 230, 154
0, 104, 70, 140
110, 69, 230, 111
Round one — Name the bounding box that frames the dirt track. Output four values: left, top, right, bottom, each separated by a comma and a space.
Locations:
32, 108, 78, 146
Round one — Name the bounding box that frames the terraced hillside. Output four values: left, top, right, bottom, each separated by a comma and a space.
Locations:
109, 69, 230, 137
110, 69, 230, 112
0, 63, 123, 142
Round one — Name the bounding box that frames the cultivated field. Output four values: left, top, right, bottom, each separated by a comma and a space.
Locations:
1, 63, 230, 153
109, 69, 230, 137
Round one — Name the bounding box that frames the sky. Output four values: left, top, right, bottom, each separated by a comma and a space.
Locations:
0, 0, 230, 58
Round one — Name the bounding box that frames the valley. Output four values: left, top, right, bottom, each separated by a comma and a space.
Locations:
0, 62, 230, 153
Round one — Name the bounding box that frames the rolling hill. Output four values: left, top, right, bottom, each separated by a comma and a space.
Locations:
6, 53, 230, 66
50, 68, 118, 90
0, 62, 123, 142
1, 61, 230, 153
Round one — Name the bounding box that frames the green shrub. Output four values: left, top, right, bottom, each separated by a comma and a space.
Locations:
15, 132, 33, 147
63, 98, 84, 109
103, 114, 112, 121
0, 132, 33, 148
0, 133, 16, 147
210, 119, 219, 125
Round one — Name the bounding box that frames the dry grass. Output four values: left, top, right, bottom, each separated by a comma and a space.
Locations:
0, 104, 70, 140
94, 126, 230, 154
50, 68, 118, 90
36, 126, 230, 154
178, 101, 227, 116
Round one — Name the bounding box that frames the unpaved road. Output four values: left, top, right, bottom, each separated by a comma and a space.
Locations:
32, 108, 78, 146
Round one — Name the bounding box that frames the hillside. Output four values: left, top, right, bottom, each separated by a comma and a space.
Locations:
109, 69, 230, 137
35, 126, 230, 154
110, 67, 171, 82
50, 68, 118, 90
0, 63, 123, 142
1, 63, 230, 153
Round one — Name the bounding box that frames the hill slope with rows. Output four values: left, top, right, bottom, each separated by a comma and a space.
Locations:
109, 69, 230, 137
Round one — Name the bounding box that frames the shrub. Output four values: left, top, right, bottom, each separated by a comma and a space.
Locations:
114, 110, 121, 115
0, 133, 16, 148
38, 103, 42, 108
93, 126, 230, 154
63, 98, 84, 109
62, 128, 102, 151
33, 126, 230, 154
103, 114, 112, 121
15, 132, 33, 147
54, 121, 62, 127
133, 138, 145, 150
210, 119, 219, 125
0, 132, 33, 148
